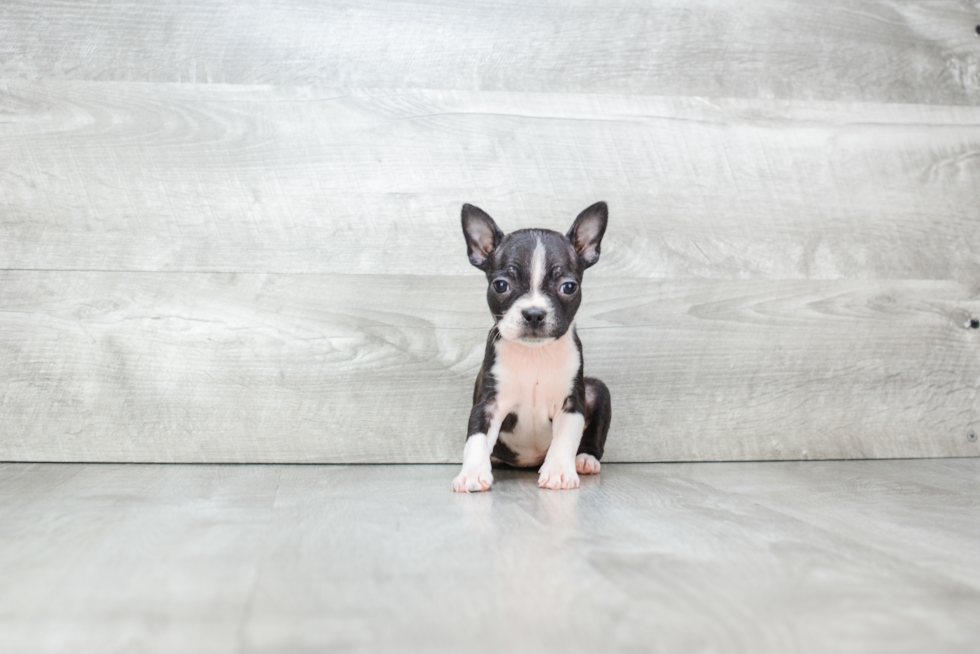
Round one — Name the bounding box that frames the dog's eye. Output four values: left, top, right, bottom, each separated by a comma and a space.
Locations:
492, 280, 510, 293
560, 281, 578, 295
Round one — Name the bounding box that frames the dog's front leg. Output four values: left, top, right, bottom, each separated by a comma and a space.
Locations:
538, 411, 585, 490
452, 405, 502, 493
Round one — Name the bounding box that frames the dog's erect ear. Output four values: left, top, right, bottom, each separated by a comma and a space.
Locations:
567, 201, 608, 268
461, 204, 504, 270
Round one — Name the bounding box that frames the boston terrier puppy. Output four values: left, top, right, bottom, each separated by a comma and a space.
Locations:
452, 202, 612, 492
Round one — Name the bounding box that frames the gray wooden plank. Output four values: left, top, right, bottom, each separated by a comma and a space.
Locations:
2, 271, 977, 463
2, 82, 979, 280
671, 458, 980, 587
1, 1, 979, 104
3, 461, 980, 653
0, 463, 280, 654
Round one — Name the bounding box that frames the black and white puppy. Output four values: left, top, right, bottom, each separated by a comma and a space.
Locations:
452, 202, 612, 492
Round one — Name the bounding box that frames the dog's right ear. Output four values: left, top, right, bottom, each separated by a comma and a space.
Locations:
461, 204, 504, 270
567, 201, 608, 269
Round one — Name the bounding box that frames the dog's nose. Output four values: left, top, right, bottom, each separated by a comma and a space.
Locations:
522, 308, 546, 327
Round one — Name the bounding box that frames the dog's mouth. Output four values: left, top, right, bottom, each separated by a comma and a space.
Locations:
519, 320, 553, 340
516, 321, 569, 346
494, 323, 557, 347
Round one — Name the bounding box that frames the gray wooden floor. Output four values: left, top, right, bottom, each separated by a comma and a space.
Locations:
2, 460, 979, 653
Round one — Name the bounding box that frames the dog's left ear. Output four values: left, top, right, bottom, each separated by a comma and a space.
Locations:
567, 201, 608, 268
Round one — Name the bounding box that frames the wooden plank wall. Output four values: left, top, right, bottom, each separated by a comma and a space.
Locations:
1, 0, 979, 463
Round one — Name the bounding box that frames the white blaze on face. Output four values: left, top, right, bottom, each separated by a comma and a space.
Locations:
529, 238, 546, 302
497, 238, 556, 345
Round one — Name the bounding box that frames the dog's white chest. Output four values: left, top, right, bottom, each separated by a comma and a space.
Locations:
490, 332, 580, 465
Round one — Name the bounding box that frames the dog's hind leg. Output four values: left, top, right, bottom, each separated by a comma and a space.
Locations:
576, 377, 611, 474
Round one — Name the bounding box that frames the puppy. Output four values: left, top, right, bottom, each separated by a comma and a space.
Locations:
452, 202, 612, 492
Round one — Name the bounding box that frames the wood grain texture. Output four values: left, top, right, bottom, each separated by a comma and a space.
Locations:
2, 461, 980, 653
2, 1, 979, 465
675, 458, 980, 588
0, 463, 280, 654
2, 82, 979, 281
1, 0, 979, 104
2, 271, 977, 463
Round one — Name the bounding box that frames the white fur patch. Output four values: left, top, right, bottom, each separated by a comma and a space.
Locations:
529, 238, 546, 297
452, 433, 493, 492
489, 329, 582, 468
538, 410, 584, 490
538, 459, 580, 489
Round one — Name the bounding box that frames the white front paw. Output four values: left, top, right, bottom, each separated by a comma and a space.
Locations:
538, 459, 579, 490
575, 453, 601, 475
452, 467, 493, 493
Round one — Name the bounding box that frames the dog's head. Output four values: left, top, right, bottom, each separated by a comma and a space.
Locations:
461, 202, 607, 346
